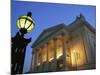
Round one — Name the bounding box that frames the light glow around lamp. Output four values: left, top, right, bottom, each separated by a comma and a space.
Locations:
17, 12, 35, 34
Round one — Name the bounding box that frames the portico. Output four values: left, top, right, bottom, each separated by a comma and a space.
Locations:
30, 15, 96, 73
32, 32, 68, 72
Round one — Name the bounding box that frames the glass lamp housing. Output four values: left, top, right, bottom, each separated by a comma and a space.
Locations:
17, 15, 35, 33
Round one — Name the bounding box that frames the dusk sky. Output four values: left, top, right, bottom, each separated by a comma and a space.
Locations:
11, 1, 96, 73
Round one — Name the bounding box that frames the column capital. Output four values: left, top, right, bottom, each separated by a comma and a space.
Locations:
61, 32, 65, 36
46, 42, 50, 45
53, 37, 57, 41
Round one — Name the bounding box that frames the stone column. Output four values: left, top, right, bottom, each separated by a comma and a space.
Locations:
61, 33, 67, 70
34, 50, 37, 72
39, 47, 43, 72
53, 38, 57, 71
46, 42, 49, 71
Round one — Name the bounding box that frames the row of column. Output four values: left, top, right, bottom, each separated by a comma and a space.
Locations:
31, 33, 67, 72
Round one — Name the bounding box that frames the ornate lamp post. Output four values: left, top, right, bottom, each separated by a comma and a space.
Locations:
11, 12, 35, 74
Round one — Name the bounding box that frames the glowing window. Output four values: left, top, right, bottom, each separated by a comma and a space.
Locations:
56, 36, 63, 59
48, 40, 54, 62
42, 45, 47, 63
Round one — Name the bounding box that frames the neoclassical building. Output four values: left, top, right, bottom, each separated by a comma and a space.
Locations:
30, 14, 96, 73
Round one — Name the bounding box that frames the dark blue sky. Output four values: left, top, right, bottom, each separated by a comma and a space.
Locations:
11, 1, 96, 73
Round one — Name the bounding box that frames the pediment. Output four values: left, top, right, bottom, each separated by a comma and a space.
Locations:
32, 23, 67, 48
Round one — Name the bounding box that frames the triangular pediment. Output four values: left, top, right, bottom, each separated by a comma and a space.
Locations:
32, 23, 67, 48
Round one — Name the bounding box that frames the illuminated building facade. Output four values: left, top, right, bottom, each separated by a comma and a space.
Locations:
30, 15, 96, 73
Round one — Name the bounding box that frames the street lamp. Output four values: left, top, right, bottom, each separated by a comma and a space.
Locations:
17, 12, 35, 34
11, 12, 35, 74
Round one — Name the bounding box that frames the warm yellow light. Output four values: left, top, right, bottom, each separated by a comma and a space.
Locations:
59, 63, 63, 68
37, 63, 40, 66
48, 40, 54, 62
56, 38, 63, 59
71, 49, 77, 67
56, 52, 62, 59
17, 16, 35, 32
49, 57, 54, 62
70, 41, 86, 67
42, 46, 47, 62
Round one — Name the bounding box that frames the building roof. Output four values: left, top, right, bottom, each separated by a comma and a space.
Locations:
31, 14, 95, 48
67, 14, 95, 33
32, 23, 66, 48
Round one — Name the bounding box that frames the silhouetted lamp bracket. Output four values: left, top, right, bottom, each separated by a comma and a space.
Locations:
17, 12, 35, 35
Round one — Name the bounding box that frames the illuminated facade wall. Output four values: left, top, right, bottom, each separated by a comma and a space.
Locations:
31, 15, 96, 72
70, 40, 86, 67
